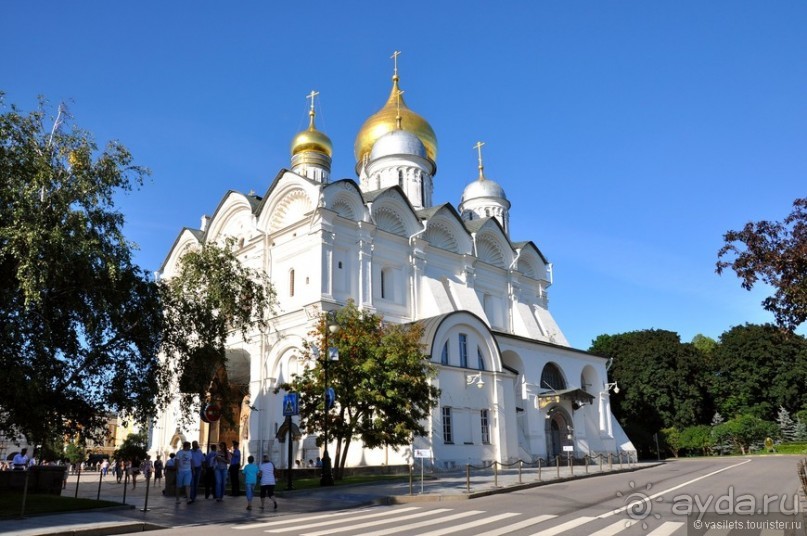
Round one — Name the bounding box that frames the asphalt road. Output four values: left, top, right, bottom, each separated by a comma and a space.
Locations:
146, 456, 805, 536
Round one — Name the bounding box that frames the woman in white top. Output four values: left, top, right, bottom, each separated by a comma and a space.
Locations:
258, 454, 278, 510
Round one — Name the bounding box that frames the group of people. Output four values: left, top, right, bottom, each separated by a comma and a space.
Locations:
167, 439, 277, 511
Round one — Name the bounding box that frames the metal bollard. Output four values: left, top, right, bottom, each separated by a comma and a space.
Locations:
494, 462, 498, 488
619, 452, 624, 469
585, 455, 589, 474
599, 454, 603, 473
409, 464, 413, 496
20, 469, 31, 518
609, 452, 613, 471
465, 464, 471, 494
569, 454, 573, 476
122, 473, 128, 505
556, 456, 560, 479
518, 460, 523, 484
75, 467, 82, 498
141, 475, 151, 512
537, 458, 542, 481
97, 469, 103, 500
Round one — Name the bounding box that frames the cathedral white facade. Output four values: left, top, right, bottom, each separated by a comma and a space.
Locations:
150, 64, 634, 470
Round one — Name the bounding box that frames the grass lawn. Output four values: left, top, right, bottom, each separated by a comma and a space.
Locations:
771, 442, 807, 455
0, 491, 121, 520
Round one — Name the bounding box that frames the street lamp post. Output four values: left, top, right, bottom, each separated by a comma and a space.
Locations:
320, 315, 339, 486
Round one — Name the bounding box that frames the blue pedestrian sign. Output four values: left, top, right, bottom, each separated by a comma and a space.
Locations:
325, 387, 336, 409
283, 393, 299, 416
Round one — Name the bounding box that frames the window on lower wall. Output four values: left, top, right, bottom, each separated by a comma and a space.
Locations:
481, 409, 491, 444
442, 406, 453, 444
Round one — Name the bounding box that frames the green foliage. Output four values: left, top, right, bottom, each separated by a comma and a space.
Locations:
279, 302, 440, 479
712, 414, 777, 455
113, 432, 148, 462
659, 427, 681, 458
691, 334, 717, 360
158, 238, 277, 424
589, 329, 711, 455
717, 197, 807, 332
710, 324, 807, 421
63, 442, 86, 465
678, 425, 714, 456
0, 96, 163, 446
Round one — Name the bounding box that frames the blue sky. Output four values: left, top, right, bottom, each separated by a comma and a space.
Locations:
4, 1, 805, 349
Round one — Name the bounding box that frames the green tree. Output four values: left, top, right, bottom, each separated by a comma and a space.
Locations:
712, 414, 777, 455
589, 330, 712, 455
64, 442, 86, 465
659, 427, 681, 458
158, 239, 277, 424
679, 425, 713, 456
717, 197, 807, 332
710, 324, 807, 421
113, 432, 148, 462
691, 334, 717, 361
0, 96, 163, 447
280, 302, 440, 479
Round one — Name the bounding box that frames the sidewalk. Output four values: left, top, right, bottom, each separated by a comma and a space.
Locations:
1, 461, 661, 536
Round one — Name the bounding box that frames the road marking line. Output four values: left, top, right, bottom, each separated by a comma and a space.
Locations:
264, 506, 421, 532
599, 458, 752, 519
528, 516, 595, 535
234, 508, 374, 529
415, 512, 521, 536
589, 519, 636, 535
351, 510, 486, 536
473, 514, 557, 536
646, 521, 684, 536
301, 508, 452, 536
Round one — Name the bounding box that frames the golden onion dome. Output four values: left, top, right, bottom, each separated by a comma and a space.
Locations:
354, 75, 437, 165
291, 110, 333, 158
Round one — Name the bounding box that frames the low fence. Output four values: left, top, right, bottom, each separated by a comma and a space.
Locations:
441, 451, 638, 495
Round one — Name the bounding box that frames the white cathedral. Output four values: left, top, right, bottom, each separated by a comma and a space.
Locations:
150, 60, 635, 470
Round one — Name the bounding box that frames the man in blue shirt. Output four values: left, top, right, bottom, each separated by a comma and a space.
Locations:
203, 445, 217, 499
190, 440, 205, 502
229, 440, 242, 496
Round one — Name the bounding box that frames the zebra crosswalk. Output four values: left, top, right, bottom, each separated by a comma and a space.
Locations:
230, 505, 787, 536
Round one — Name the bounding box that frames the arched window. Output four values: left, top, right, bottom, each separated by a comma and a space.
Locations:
459, 334, 468, 368
440, 341, 449, 365
477, 347, 486, 371
540, 363, 566, 391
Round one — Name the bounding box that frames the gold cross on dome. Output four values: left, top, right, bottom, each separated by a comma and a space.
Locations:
391, 50, 402, 76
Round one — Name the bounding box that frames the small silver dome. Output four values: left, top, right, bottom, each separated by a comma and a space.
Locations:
369, 130, 427, 161
461, 177, 507, 204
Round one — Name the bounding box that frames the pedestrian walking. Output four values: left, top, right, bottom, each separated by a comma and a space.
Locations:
203, 445, 217, 499
190, 440, 204, 502
153, 456, 163, 488
115, 460, 123, 483
130, 459, 140, 489
258, 454, 277, 510
242, 455, 259, 510
229, 440, 242, 496
140, 455, 154, 485
175, 441, 193, 503
214, 441, 229, 502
